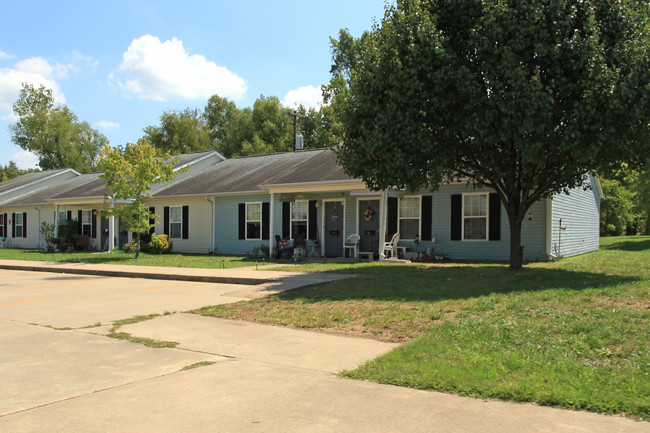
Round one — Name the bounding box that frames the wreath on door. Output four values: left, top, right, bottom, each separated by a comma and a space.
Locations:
363, 208, 375, 221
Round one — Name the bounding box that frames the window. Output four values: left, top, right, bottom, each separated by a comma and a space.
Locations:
246, 203, 261, 240
291, 201, 308, 239
399, 196, 420, 240
169, 206, 182, 239
58, 211, 67, 224
81, 210, 92, 236
15, 213, 24, 238
463, 193, 488, 240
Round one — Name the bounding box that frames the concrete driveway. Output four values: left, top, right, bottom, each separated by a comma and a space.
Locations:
0, 268, 647, 432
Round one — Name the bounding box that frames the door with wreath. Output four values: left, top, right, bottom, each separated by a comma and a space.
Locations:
358, 199, 380, 255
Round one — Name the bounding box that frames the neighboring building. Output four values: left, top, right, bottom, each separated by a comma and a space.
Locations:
0, 148, 602, 261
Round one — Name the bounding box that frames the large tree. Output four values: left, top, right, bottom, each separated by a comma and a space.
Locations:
10, 83, 108, 173
98, 140, 179, 258
143, 108, 214, 155
329, 0, 649, 269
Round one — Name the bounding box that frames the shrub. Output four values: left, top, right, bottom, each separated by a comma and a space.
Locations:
148, 233, 173, 254
121, 241, 137, 253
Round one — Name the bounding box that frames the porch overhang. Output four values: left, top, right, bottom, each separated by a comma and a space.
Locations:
260, 180, 368, 195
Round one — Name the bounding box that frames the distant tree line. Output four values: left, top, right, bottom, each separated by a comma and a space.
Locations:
142, 94, 343, 158
600, 160, 650, 236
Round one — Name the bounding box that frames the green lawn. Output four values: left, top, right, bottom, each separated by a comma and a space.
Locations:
193, 236, 650, 419
0, 248, 263, 269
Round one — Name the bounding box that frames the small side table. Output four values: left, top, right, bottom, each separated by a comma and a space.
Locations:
306, 241, 321, 257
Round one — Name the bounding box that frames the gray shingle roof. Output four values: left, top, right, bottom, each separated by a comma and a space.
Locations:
154, 148, 358, 197
48, 173, 109, 200
1, 173, 104, 206
0, 168, 73, 195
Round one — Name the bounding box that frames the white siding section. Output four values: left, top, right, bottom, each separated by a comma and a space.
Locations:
147, 197, 213, 254
550, 174, 601, 258
2, 206, 56, 249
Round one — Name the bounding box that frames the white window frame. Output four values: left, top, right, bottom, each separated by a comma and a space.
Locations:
245, 202, 262, 240
462, 192, 489, 241
58, 211, 67, 224
169, 206, 183, 239
15, 213, 24, 238
290, 200, 309, 240
81, 210, 92, 237
398, 196, 421, 241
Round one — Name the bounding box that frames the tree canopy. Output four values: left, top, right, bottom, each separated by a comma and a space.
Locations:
10, 83, 108, 173
98, 140, 179, 258
0, 161, 37, 182
329, 0, 650, 269
144, 94, 342, 158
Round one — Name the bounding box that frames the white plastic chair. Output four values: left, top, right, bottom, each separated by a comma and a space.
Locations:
383, 233, 400, 259
344, 234, 360, 259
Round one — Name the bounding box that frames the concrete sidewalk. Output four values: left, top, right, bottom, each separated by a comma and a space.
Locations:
0, 259, 352, 296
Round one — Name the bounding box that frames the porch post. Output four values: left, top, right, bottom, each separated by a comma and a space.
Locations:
109, 200, 115, 252
269, 192, 275, 253
379, 190, 388, 259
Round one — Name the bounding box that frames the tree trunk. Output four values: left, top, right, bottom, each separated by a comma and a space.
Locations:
135, 232, 141, 259
509, 218, 523, 270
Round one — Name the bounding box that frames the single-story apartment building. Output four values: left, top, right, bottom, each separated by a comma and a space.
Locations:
0, 148, 602, 261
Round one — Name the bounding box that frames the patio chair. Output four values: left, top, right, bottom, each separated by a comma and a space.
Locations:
382, 233, 400, 259
344, 234, 360, 259
75, 234, 89, 251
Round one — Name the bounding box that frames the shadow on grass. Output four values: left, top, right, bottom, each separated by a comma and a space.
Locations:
275, 265, 641, 303
601, 238, 650, 252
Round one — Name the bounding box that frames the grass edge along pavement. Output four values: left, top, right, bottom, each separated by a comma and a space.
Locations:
106, 313, 179, 349
193, 236, 650, 419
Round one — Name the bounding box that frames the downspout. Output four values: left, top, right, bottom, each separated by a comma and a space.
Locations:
545, 197, 555, 260
206, 196, 215, 253
269, 192, 275, 253
34, 205, 42, 249
109, 199, 115, 252
54, 204, 59, 242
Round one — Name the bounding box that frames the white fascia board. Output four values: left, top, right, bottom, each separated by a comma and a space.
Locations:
261, 180, 367, 194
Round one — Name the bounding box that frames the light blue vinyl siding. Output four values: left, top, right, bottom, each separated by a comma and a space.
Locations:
549, 174, 600, 258
212, 187, 551, 261
405, 185, 547, 261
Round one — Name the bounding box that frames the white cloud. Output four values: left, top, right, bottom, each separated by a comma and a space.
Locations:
95, 120, 119, 130
114, 35, 247, 101
282, 85, 324, 109
0, 51, 12, 59
11, 150, 40, 170
0, 56, 66, 113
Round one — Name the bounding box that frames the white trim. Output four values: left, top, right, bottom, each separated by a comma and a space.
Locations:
290, 200, 309, 240
173, 150, 225, 172
81, 209, 92, 237
169, 205, 183, 239
398, 195, 421, 241
461, 192, 489, 241
545, 197, 554, 258
245, 202, 263, 240
321, 198, 345, 256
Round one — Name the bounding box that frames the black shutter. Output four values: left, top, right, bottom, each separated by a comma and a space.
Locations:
163, 206, 170, 236
387, 197, 398, 235
282, 202, 290, 238
489, 193, 501, 241
3, 213, 6, 238
238, 203, 245, 240
308, 200, 317, 240
182, 206, 189, 239
149, 207, 155, 234
91, 210, 97, 238
77, 210, 82, 235
262, 202, 270, 240
11, 213, 15, 238
67, 210, 72, 221
451, 194, 462, 241
22, 212, 27, 238
421, 196, 432, 241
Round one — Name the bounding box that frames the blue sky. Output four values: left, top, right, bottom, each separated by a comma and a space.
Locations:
0, 0, 388, 169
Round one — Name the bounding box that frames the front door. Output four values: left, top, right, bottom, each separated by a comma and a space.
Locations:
358, 199, 380, 254
324, 201, 343, 257
100, 217, 109, 251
